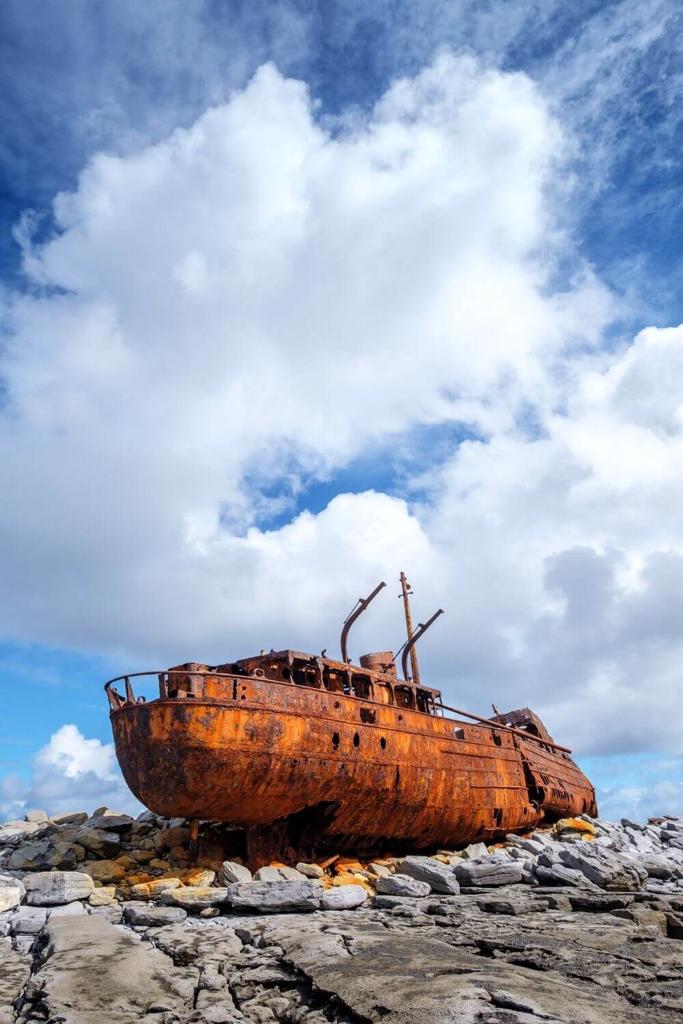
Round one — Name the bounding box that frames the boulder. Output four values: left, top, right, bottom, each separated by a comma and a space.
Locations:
183, 868, 216, 887
0, 874, 24, 912
84, 813, 133, 832
321, 885, 368, 910
227, 879, 323, 913
52, 811, 88, 827
0, 820, 44, 846
10, 907, 48, 933
124, 904, 187, 926
557, 846, 646, 891
376, 874, 431, 898
8, 839, 81, 871
398, 856, 460, 895
278, 866, 308, 881
161, 886, 229, 911
218, 860, 252, 885
24, 871, 94, 905
24, 809, 49, 823
128, 877, 182, 899
74, 827, 121, 858
296, 862, 324, 878
639, 854, 675, 879
254, 866, 282, 882
83, 859, 127, 884
460, 842, 489, 860
154, 826, 190, 851
454, 858, 523, 888
89, 886, 117, 907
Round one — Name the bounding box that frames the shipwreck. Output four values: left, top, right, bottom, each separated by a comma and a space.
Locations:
105, 573, 597, 860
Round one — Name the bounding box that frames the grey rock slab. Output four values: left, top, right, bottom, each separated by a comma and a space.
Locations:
124, 903, 187, 926
398, 856, 460, 895
454, 859, 524, 887
0, 936, 31, 1024
73, 826, 121, 857
52, 812, 88, 827
375, 873, 431, 898
640, 854, 676, 879
558, 845, 647, 891
49, 900, 87, 917
228, 879, 323, 913
161, 886, 229, 912
83, 812, 133, 831
10, 907, 48, 934
148, 921, 242, 966
320, 885, 368, 910
24, 870, 94, 905
8, 838, 82, 871
296, 862, 324, 878
253, 866, 282, 882
218, 860, 253, 884
0, 820, 43, 847
30, 914, 196, 1023
282, 928, 642, 1024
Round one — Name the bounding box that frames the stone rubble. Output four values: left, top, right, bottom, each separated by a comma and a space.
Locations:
0, 809, 683, 1022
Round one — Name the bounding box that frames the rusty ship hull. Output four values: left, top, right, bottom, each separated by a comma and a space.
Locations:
107, 653, 597, 855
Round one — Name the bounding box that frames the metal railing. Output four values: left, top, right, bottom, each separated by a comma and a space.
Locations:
103, 669, 572, 755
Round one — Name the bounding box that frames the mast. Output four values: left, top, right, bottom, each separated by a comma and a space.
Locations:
399, 571, 420, 685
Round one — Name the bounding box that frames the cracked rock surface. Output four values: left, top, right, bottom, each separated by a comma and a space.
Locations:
2, 810, 683, 1022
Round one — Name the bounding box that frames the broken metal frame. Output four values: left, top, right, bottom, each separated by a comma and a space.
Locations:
339, 581, 387, 663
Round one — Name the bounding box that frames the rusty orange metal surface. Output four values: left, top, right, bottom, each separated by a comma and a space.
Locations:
106, 647, 597, 857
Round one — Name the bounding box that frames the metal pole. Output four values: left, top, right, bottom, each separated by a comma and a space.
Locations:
399, 571, 420, 684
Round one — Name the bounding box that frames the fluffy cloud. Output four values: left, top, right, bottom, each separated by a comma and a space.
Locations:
1, 54, 682, 818
0, 55, 608, 653
0, 725, 140, 820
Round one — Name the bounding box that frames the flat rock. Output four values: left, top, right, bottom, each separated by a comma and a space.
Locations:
10, 906, 48, 934
24, 914, 195, 1023
83, 813, 133, 832
0, 938, 32, 1024
0, 820, 43, 846
124, 903, 187, 926
398, 856, 460, 894
454, 859, 524, 887
296, 862, 324, 878
376, 873, 431, 897
161, 886, 229, 911
24, 871, 94, 905
227, 879, 323, 912
321, 884, 368, 910
283, 927, 643, 1024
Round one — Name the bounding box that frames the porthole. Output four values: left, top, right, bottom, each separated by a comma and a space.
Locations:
453, 727, 465, 740
332, 732, 340, 750
353, 732, 360, 747
380, 737, 387, 750
334, 700, 341, 709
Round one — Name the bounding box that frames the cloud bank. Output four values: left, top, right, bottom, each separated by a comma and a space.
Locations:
1, 53, 682, 819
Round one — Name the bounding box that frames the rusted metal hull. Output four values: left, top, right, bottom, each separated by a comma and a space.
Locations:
110, 673, 596, 854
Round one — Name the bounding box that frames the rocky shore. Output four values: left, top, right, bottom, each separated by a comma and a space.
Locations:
1, 809, 683, 1023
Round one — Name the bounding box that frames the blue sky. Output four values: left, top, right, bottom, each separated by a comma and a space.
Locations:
2, 0, 683, 821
